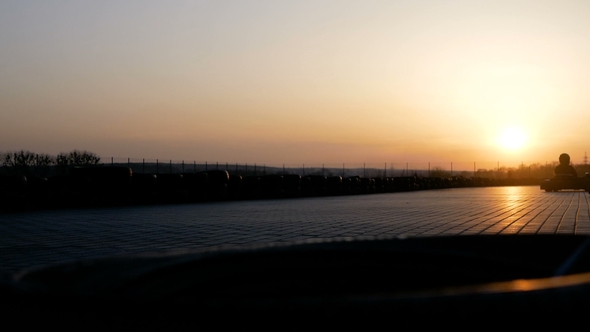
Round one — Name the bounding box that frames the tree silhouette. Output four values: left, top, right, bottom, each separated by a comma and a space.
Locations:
1, 150, 55, 176
56, 150, 100, 166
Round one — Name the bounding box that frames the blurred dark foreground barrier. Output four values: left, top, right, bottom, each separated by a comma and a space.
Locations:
3, 235, 590, 329
0, 166, 546, 212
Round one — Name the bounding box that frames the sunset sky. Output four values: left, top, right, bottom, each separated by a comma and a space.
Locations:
1, 0, 589, 167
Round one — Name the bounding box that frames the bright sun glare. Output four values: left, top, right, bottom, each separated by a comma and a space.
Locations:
498, 128, 527, 151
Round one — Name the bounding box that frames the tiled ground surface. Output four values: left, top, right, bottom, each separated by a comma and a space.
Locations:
1, 186, 589, 275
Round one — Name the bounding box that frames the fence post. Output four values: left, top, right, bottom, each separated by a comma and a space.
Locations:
205, 161, 207, 171
156, 159, 159, 174
111, 157, 113, 166
170, 160, 172, 174
182, 160, 184, 173
364, 163, 366, 178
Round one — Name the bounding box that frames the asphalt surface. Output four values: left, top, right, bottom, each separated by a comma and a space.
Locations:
1, 185, 589, 275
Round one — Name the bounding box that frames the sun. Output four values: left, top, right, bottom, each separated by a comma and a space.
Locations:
498, 127, 527, 151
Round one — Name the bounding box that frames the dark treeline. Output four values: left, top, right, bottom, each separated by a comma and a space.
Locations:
0, 150, 549, 213
1, 150, 100, 177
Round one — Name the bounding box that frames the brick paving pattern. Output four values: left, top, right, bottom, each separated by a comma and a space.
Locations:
1, 186, 589, 275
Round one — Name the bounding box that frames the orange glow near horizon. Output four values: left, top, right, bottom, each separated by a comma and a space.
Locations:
1, 1, 589, 165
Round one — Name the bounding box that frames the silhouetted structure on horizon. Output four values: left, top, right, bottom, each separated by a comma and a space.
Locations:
1, 164, 546, 212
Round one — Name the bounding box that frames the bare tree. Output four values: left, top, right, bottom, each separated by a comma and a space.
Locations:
1, 150, 53, 175
56, 150, 100, 166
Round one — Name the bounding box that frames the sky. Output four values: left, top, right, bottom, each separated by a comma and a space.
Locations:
1, 0, 589, 167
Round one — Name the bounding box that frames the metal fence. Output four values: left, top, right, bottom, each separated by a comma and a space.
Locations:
100, 158, 578, 179
3, 152, 589, 179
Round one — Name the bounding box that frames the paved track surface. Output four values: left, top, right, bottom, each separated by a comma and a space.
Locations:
2, 186, 589, 274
